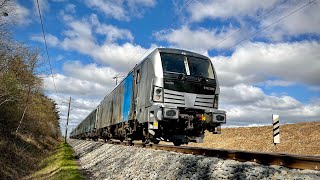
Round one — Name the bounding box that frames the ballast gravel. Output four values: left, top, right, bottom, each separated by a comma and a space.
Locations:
68, 139, 320, 179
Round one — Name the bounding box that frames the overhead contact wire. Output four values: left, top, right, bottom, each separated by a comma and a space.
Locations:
209, 0, 290, 51
36, 0, 57, 94
225, 0, 316, 52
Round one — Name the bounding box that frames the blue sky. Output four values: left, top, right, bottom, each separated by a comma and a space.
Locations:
6, 0, 320, 132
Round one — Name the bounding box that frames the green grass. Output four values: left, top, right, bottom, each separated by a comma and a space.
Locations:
28, 142, 84, 180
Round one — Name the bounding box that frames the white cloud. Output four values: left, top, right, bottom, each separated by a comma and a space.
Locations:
212, 41, 320, 87
264, 80, 295, 87
39, 14, 156, 71
220, 84, 265, 105
91, 43, 157, 71
65, 4, 76, 14
225, 103, 320, 126
60, 33, 154, 71
85, 0, 127, 21
90, 14, 133, 42
261, 0, 320, 40
187, 0, 278, 22
43, 61, 121, 99
44, 74, 109, 96
157, 26, 239, 53
208, 41, 320, 125
128, 0, 156, 7
63, 61, 118, 86
221, 84, 301, 110
84, 0, 156, 21
56, 55, 64, 61
185, 0, 319, 40
48, 93, 100, 135
219, 84, 319, 125
32, 0, 49, 14
31, 34, 59, 46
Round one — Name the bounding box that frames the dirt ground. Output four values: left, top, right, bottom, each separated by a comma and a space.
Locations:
188, 122, 320, 156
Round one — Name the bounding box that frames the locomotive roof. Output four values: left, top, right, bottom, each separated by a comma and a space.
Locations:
156, 48, 209, 60
129, 48, 209, 72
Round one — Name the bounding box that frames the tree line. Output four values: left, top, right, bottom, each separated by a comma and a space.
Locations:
0, 0, 60, 140
0, 1, 61, 178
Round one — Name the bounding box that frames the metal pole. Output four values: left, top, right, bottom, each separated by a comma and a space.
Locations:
113, 75, 124, 85
65, 97, 71, 143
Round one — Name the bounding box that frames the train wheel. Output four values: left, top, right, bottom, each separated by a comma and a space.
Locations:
128, 140, 133, 146
142, 138, 150, 146
152, 140, 160, 144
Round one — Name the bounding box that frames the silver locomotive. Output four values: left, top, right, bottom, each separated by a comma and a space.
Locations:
70, 48, 226, 146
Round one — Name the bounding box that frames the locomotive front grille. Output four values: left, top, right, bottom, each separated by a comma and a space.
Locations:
194, 94, 214, 109
163, 89, 214, 109
164, 89, 185, 106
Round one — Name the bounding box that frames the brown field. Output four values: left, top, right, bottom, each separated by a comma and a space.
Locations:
188, 122, 320, 156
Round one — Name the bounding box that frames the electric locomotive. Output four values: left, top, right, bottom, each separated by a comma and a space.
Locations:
70, 48, 226, 146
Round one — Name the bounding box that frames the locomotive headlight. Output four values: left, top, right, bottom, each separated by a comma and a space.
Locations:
163, 108, 179, 119
153, 86, 163, 102
213, 95, 219, 109
216, 115, 225, 121
166, 109, 176, 117
155, 88, 162, 94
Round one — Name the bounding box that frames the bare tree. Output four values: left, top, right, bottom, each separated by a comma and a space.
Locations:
0, 0, 12, 26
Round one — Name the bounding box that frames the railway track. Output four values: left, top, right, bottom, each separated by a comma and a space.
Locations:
105, 140, 320, 171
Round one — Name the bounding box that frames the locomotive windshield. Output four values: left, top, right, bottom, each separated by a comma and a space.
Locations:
161, 53, 215, 79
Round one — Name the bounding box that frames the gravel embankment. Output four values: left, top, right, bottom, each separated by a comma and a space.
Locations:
68, 139, 320, 179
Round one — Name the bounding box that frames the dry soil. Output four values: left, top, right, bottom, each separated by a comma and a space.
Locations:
188, 122, 320, 156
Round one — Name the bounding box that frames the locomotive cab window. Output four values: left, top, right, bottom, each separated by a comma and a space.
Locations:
160, 53, 215, 79
161, 53, 185, 74
136, 69, 140, 84
188, 56, 214, 79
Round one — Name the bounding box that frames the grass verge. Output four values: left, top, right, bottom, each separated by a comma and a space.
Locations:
28, 142, 84, 180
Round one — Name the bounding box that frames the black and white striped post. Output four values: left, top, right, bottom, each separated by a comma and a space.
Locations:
272, 114, 280, 145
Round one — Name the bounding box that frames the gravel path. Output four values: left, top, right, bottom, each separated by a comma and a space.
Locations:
68, 139, 320, 179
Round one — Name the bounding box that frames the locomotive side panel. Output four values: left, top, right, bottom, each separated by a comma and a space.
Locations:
95, 106, 100, 129
111, 82, 124, 125
99, 94, 113, 128
145, 57, 155, 108
122, 72, 133, 122
136, 60, 150, 123
89, 109, 96, 132
98, 74, 132, 128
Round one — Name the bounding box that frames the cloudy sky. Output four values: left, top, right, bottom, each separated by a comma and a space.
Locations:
8, 0, 320, 133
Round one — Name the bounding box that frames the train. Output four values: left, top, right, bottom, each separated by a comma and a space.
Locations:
70, 48, 226, 146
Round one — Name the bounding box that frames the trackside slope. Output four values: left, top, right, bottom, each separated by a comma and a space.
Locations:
190, 122, 320, 155
69, 139, 320, 179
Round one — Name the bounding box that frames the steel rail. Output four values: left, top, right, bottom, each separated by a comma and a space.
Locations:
103, 140, 320, 171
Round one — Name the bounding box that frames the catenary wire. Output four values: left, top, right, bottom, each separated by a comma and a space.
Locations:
209, 0, 291, 51
36, 0, 57, 93
222, 0, 317, 53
